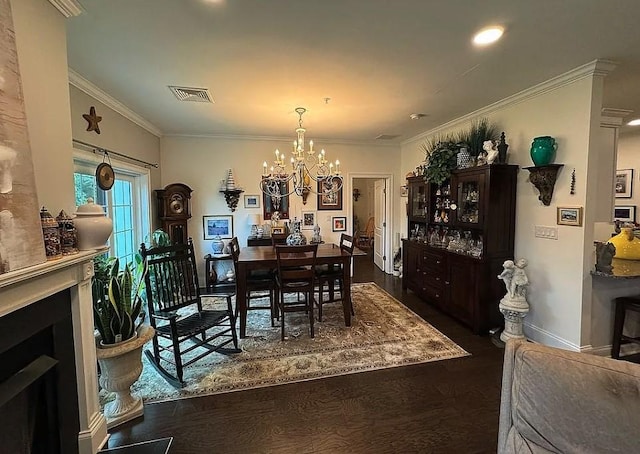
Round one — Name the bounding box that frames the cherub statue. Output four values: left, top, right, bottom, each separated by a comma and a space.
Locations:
498, 260, 515, 298
511, 258, 529, 299
484, 140, 499, 165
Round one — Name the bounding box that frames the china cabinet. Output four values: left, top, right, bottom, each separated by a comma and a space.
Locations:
403, 165, 518, 333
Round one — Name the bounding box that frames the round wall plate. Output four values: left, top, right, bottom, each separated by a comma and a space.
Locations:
96, 162, 115, 190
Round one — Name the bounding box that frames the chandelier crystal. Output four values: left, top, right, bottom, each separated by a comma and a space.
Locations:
260, 107, 343, 202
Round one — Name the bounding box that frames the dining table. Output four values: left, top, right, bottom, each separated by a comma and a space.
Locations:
236, 243, 362, 338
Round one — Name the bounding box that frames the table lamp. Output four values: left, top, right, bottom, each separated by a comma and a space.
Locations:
247, 214, 261, 238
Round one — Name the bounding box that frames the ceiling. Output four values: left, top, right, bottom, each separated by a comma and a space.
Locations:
66, 0, 640, 143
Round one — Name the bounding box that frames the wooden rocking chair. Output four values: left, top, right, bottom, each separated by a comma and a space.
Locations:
140, 238, 240, 387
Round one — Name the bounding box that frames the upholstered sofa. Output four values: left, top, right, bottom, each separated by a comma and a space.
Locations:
498, 339, 640, 453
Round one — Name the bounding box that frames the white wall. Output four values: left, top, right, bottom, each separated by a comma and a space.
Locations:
11, 0, 75, 214
400, 62, 613, 350
161, 135, 400, 280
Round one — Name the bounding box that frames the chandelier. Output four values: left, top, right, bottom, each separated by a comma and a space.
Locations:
260, 107, 343, 204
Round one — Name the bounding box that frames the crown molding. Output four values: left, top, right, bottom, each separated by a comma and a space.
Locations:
163, 133, 395, 148
402, 59, 618, 147
68, 68, 163, 137
47, 0, 83, 17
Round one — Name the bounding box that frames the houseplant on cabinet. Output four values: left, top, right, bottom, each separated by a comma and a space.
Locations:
93, 254, 155, 428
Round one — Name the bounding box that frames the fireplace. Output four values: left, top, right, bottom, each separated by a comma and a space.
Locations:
0, 252, 109, 453
0, 289, 79, 453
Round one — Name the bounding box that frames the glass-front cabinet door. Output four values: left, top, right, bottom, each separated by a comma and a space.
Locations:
454, 172, 485, 227
409, 179, 428, 219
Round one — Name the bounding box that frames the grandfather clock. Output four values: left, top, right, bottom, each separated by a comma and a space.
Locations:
155, 183, 193, 244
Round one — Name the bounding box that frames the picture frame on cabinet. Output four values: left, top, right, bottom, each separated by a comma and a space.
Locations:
556, 206, 583, 226
615, 169, 633, 198
203, 215, 234, 239
613, 205, 636, 223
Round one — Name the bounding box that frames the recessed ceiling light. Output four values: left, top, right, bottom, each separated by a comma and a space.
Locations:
627, 118, 640, 126
473, 26, 504, 46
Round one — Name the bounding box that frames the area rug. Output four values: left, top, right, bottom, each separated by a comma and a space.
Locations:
114, 282, 469, 404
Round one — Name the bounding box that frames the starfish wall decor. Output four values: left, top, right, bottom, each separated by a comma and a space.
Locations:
82, 106, 102, 134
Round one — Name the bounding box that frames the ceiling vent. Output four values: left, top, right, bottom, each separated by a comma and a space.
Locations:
168, 86, 214, 103
375, 134, 400, 140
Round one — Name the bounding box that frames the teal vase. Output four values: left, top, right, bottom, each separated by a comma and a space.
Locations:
530, 136, 556, 166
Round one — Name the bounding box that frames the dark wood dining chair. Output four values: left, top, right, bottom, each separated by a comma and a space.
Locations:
315, 233, 355, 321
140, 238, 240, 387
274, 244, 318, 340
229, 237, 278, 327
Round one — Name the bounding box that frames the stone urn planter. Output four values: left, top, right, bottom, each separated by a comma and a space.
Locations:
96, 324, 155, 428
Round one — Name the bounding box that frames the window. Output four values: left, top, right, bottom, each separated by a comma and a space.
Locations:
73, 153, 150, 265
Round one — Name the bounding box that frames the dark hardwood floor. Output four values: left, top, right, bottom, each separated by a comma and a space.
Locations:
105, 253, 506, 454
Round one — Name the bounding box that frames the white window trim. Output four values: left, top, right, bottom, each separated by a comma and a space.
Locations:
73, 148, 152, 258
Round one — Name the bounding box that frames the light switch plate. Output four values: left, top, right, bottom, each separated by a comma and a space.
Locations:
534, 225, 558, 240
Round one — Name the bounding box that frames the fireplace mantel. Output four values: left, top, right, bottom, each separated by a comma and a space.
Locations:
0, 250, 109, 454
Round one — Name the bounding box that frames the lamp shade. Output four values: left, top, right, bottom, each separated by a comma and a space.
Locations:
247, 214, 261, 226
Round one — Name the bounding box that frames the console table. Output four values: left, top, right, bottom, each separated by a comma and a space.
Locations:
247, 236, 272, 246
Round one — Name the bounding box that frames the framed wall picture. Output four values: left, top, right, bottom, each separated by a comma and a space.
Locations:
614, 205, 636, 223
203, 215, 234, 239
244, 194, 260, 209
262, 179, 289, 220
556, 206, 583, 226
615, 169, 633, 198
301, 211, 316, 230
317, 177, 343, 210
332, 216, 347, 232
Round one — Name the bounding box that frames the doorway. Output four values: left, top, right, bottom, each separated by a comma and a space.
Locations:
350, 173, 393, 274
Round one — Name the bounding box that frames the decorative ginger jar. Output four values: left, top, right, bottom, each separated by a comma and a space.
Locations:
286, 218, 307, 245
74, 198, 113, 250
530, 136, 557, 166
211, 235, 225, 254
40, 206, 62, 260
607, 227, 640, 260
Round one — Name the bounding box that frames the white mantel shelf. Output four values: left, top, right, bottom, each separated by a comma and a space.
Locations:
0, 247, 109, 454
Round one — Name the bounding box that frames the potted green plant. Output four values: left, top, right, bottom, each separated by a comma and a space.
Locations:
420, 136, 459, 186
92, 254, 155, 428
458, 117, 499, 158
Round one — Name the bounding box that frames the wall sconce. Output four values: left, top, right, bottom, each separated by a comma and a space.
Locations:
353, 188, 361, 202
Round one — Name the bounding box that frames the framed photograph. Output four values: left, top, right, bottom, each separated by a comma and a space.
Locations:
556, 206, 583, 226
244, 194, 260, 209
301, 211, 316, 230
317, 177, 343, 210
400, 185, 408, 197
615, 169, 633, 198
262, 179, 289, 220
614, 205, 636, 223
332, 216, 347, 232
271, 226, 285, 234
203, 215, 234, 239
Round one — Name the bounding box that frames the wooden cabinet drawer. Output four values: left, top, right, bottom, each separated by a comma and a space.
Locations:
422, 249, 446, 271
420, 282, 447, 305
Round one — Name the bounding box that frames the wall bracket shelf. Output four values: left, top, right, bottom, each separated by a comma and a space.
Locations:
524, 164, 563, 206
220, 189, 244, 212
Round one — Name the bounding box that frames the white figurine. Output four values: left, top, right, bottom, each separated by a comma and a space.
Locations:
484, 140, 499, 165
498, 258, 530, 342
